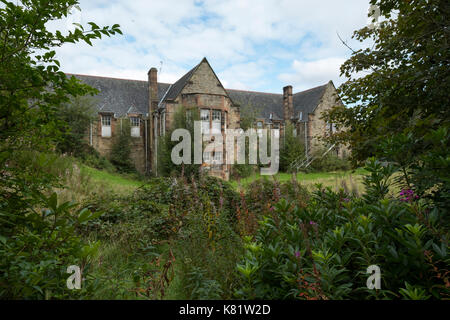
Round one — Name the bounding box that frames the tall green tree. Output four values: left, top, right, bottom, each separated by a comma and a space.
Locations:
323, 0, 450, 210
56, 95, 97, 156
0, 0, 121, 298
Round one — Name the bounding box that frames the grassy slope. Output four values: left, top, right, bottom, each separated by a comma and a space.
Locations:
81, 165, 144, 193
231, 168, 368, 194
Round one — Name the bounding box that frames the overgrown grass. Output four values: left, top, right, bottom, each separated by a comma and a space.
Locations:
231, 168, 368, 193
80, 165, 144, 194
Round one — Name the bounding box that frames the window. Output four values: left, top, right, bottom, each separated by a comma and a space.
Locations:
257, 121, 263, 137
299, 112, 303, 121
200, 109, 210, 134
130, 117, 140, 137
327, 122, 336, 134
203, 150, 211, 163
212, 110, 221, 134
273, 123, 280, 138
213, 151, 222, 163
293, 128, 297, 137
101, 115, 111, 137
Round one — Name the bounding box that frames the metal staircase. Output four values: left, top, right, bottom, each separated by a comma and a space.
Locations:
289, 143, 337, 172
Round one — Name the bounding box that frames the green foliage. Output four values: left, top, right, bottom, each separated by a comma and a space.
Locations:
55, 95, 97, 156
157, 106, 201, 178
110, 119, 135, 173
0, 190, 101, 299
0, 1, 121, 299
308, 148, 351, 172
235, 159, 449, 300
280, 123, 305, 173
322, 0, 450, 211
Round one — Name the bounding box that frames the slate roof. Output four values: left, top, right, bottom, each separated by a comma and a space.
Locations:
67, 74, 170, 117
67, 73, 329, 121
293, 84, 328, 117
228, 84, 328, 121
226, 89, 284, 121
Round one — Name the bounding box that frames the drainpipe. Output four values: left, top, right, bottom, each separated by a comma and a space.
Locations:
305, 121, 308, 162
145, 118, 148, 174
89, 121, 93, 146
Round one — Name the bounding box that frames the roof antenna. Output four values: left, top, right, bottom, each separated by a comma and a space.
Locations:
159, 61, 163, 75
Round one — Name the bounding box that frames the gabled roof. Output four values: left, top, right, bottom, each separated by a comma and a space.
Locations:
229, 83, 329, 121
163, 61, 201, 101
162, 57, 229, 102
293, 83, 328, 116
67, 70, 330, 122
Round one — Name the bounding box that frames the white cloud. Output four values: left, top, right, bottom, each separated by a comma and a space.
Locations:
47, 0, 372, 92
278, 57, 346, 91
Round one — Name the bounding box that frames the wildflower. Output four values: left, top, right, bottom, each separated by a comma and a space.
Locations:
399, 189, 419, 202
295, 251, 301, 258
343, 198, 350, 202
309, 221, 317, 226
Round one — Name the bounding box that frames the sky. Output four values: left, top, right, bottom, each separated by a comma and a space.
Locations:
48, 0, 372, 93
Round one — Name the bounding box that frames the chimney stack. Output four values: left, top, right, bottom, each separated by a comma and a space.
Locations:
148, 67, 158, 113
283, 85, 293, 121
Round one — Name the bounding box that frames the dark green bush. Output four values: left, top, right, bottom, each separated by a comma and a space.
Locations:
235, 158, 449, 300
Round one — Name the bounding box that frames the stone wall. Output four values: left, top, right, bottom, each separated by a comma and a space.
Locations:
308, 82, 346, 157
88, 114, 149, 173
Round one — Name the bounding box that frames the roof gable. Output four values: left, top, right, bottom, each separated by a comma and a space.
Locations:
164, 58, 229, 101
293, 84, 328, 116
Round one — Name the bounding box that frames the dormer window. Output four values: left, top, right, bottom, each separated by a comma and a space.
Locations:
101, 115, 111, 137
130, 117, 140, 137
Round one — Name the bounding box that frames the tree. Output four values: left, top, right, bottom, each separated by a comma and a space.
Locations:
323, 0, 450, 210
110, 119, 135, 173
158, 106, 202, 178
0, 1, 121, 298
56, 95, 97, 156
279, 122, 305, 173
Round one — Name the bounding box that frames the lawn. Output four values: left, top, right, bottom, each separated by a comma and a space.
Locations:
231, 168, 368, 194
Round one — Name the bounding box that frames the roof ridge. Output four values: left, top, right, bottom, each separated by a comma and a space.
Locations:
226, 88, 281, 96
294, 83, 328, 95
65, 73, 172, 86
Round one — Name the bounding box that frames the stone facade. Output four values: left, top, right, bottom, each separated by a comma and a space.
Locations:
73, 57, 347, 180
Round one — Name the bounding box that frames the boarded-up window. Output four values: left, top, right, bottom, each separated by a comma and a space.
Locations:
212, 110, 221, 134
101, 115, 111, 137
201, 109, 210, 134
130, 117, 140, 137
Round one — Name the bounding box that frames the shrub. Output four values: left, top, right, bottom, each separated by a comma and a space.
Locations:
280, 123, 306, 173
110, 120, 135, 173
235, 159, 449, 300
309, 148, 351, 172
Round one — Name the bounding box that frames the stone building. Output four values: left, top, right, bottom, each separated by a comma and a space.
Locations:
70, 57, 345, 179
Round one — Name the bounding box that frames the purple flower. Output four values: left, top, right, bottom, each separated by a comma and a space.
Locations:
295, 251, 301, 258
309, 221, 317, 226
399, 189, 419, 202
343, 198, 350, 202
